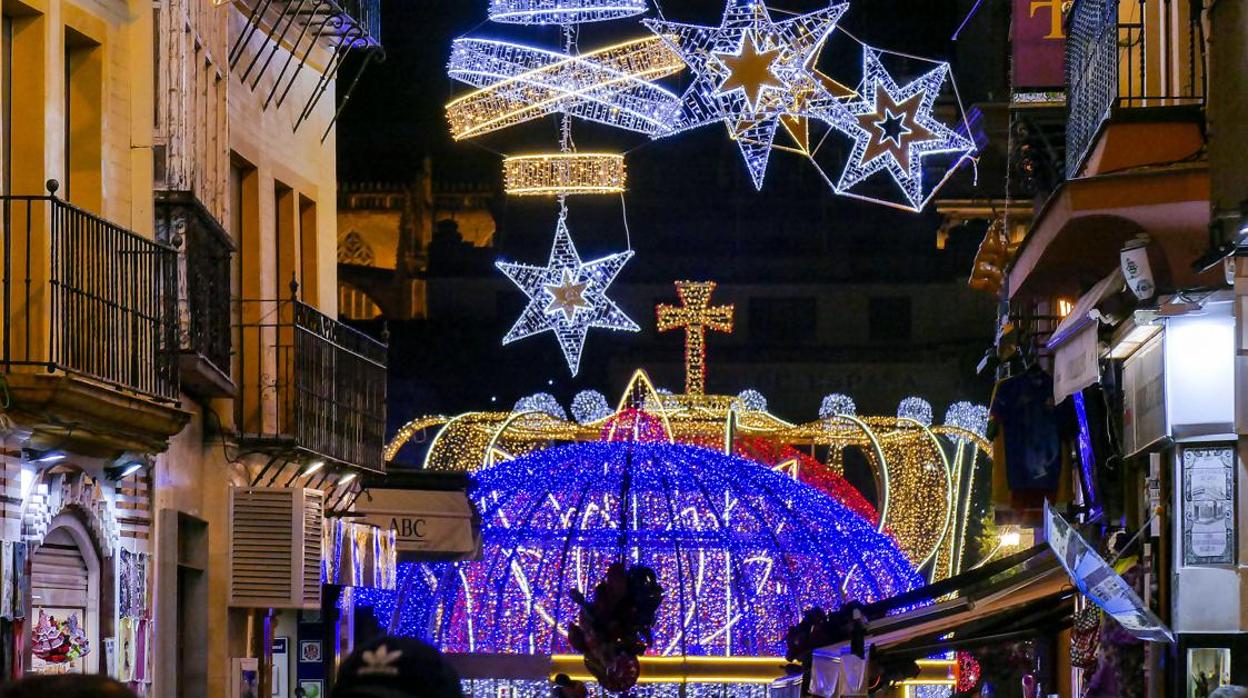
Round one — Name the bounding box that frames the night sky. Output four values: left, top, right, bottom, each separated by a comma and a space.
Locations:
336, 0, 1005, 260
335, 0, 1007, 435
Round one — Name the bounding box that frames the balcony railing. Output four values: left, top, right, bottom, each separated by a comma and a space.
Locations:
236, 296, 387, 472
0, 190, 180, 402
156, 193, 234, 393
1066, 0, 1206, 178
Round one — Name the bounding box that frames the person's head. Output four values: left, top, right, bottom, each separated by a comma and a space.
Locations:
1210, 687, 1248, 698
0, 675, 138, 698
335, 636, 464, 698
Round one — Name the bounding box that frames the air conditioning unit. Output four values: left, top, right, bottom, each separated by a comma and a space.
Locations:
229, 487, 324, 609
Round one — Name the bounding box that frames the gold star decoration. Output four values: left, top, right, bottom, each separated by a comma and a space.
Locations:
854, 84, 937, 173
713, 30, 784, 111
544, 269, 592, 322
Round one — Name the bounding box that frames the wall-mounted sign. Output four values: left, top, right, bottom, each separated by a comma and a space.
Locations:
1011, 0, 1068, 89
1122, 334, 1165, 455
1181, 445, 1236, 567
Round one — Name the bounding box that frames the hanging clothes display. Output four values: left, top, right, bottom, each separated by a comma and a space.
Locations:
990, 365, 1064, 492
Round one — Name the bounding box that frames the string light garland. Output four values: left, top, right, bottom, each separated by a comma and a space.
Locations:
446, 37, 683, 140
487, 0, 648, 24
572, 390, 613, 425
497, 217, 639, 376
644, 0, 850, 189
601, 407, 671, 443
358, 441, 923, 657
656, 281, 735, 396
503, 153, 627, 196
383, 415, 450, 463
830, 49, 976, 211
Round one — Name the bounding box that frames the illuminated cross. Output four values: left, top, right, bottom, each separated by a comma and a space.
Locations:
656, 281, 734, 396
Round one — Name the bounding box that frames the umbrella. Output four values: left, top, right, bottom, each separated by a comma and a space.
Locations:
1045, 501, 1174, 643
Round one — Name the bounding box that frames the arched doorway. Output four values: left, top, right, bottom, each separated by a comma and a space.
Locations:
29, 512, 101, 675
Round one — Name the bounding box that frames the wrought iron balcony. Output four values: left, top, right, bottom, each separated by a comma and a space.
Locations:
236, 294, 387, 472
0, 186, 180, 403
156, 192, 235, 396
1066, 0, 1206, 178
228, 0, 384, 139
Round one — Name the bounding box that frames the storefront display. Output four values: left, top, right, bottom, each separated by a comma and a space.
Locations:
1187, 648, 1231, 698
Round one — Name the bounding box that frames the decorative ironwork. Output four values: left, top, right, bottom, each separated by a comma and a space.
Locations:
236, 293, 388, 472
1066, 0, 1206, 178
156, 192, 234, 384
228, 0, 384, 139
0, 184, 180, 401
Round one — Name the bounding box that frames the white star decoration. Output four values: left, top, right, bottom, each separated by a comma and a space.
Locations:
830, 49, 975, 211
645, 0, 849, 189
496, 218, 639, 375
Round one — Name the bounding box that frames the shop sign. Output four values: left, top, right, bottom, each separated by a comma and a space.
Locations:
1053, 323, 1099, 403
355, 488, 479, 558
1165, 314, 1235, 435
1180, 445, 1236, 567
1122, 334, 1165, 455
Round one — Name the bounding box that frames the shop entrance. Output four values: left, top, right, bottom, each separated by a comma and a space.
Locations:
29, 515, 100, 675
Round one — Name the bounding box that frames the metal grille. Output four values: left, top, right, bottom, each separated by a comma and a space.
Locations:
1066, 0, 1117, 180
1066, 0, 1207, 179
156, 194, 234, 378
1, 193, 180, 401
236, 297, 387, 472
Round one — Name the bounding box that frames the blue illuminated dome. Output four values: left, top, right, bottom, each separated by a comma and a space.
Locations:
367, 441, 922, 657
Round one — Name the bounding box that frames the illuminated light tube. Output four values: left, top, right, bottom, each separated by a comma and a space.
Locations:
550, 654, 792, 684
503, 153, 626, 196
488, 0, 648, 24
446, 37, 684, 140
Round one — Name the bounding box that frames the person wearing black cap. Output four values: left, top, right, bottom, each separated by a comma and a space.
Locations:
334, 636, 464, 698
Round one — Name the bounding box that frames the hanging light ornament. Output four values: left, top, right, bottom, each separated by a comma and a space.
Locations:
487, 0, 649, 25
502, 153, 627, 196
445, 37, 683, 140
829, 49, 976, 211
644, 0, 850, 189
497, 218, 639, 376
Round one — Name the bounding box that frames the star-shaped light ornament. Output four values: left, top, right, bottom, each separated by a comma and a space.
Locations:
645, 0, 850, 189
496, 218, 639, 375
833, 50, 975, 211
